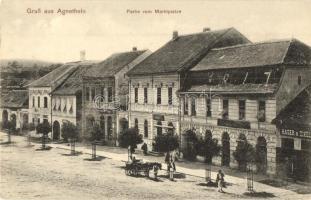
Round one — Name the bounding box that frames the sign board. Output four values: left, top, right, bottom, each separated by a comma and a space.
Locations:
280, 129, 311, 139
153, 114, 164, 121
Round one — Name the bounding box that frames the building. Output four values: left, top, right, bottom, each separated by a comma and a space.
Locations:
0, 90, 29, 131
28, 60, 99, 139
126, 27, 250, 151
81, 48, 151, 145
179, 39, 311, 177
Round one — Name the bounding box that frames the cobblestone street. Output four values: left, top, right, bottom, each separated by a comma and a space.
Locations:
0, 133, 310, 200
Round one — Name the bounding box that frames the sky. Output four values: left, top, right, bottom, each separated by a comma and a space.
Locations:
0, 0, 311, 63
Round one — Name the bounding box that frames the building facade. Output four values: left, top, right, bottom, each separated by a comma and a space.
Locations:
179, 39, 311, 177
82, 48, 151, 145
126, 27, 250, 151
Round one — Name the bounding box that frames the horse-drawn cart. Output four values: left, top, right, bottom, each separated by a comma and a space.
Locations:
125, 160, 161, 177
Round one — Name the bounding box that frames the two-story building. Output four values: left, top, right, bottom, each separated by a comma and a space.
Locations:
81, 48, 151, 145
28, 60, 98, 139
179, 39, 311, 178
126, 27, 250, 150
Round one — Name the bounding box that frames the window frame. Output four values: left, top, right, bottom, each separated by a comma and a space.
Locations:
144, 87, 148, 104
168, 87, 173, 105
258, 100, 266, 122
134, 87, 138, 103
157, 87, 161, 105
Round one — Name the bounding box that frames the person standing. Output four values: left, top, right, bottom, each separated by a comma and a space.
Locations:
216, 169, 225, 192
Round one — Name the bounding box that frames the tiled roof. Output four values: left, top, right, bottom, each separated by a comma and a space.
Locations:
183, 83, 278, 94
28, 61, 98, 89
127, 28, 250, 76
84, 50, 148, 78
51, 61, 99, 95
0, 90, 28, 108
192, 39, 311, 71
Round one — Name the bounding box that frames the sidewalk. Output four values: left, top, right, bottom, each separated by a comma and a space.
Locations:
47, 140, 309, 197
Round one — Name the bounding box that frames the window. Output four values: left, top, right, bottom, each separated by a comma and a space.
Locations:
258, 100, 266, 122
144, 120, 148, 138
37, 96, 40, 108
91, 87, 96, 101
144, 88, 148, 104
191, 97, 196, 116
134, 118, 139, 130
222, 99, 229, 119
157, 88, 161, 105
168, 87, 173, 105
44, 97, 48, 108
108, 87, 113, 102
32, 96, 35, 107
184, 96, 188, 115
135, 88, 138, 103
206, 98, 212, 117
298, 76, 302, 85
100, 87, 105, 101
239, 100, 246, 120
157, 121, 162, 135
85, 87, 90, 101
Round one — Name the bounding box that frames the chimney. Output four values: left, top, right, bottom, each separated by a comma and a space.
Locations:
80, 50, 86, 61
203, 27, 211, 32
172, 30, 178, 39
132, 47, 137, 51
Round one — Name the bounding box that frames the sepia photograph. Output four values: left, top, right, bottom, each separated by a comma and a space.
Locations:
0, 0, 311, 199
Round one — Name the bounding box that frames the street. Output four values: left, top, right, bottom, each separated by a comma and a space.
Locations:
0, 133, 310, 200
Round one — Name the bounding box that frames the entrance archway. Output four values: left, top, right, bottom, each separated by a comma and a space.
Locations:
2, 110, 8, 129
53, 121, 60, 140
119, 118, 128, 133
221, 132, 230, 167
22, 114, 28, 130
256, 136, 267, 174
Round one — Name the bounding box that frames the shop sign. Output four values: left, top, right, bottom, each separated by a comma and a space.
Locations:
153, 114, 164, 121
280, 128, 311, 139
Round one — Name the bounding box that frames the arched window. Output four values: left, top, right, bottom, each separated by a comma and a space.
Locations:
157, 121, 162, 135
167, 122, 174, 135
134, 118, 139, 131
144, 120, 148, 138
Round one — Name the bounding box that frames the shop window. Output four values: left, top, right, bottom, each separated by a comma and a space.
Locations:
168, 87, 173, 105
301, 140, 311, 152
222, 99, 229, 119
144, 120, 148, 138
184, 96, 188, 115
135, 88, 138, 103
239, 100, 246, 120
44, 97, 48, 108
157, 88, 161, 105
281, 138, 294, 150
258, 100, 266, 122
191, 97, 196, 116
144, 88, 148, 104
206, 98, 212, 117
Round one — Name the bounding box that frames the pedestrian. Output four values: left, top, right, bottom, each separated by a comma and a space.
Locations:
170, 153, 176, 171
216, 169, 225, 192
153, 165, 159, 180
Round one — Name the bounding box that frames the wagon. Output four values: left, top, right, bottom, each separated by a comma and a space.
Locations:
125, 160, 162, 177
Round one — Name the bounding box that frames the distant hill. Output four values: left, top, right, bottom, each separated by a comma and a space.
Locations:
0, 59, 63, 93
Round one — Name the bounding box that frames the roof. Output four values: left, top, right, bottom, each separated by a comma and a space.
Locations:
0, 90, 28, 108
274, 85, 311, 129
84, 50, 148, 78
182, 83, 278, 94
28, 60, 97, 89
192, 39, 311, 72
127, 28, 250, 76
52, 63, 94, 95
